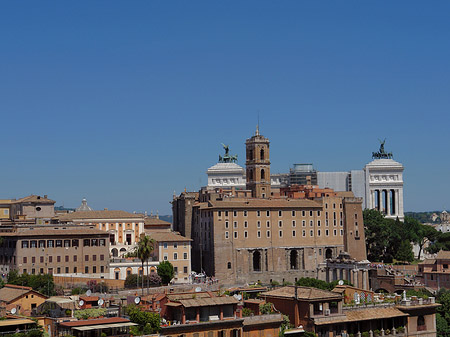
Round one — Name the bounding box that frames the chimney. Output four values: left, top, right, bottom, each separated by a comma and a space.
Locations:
44, 195, 48, 199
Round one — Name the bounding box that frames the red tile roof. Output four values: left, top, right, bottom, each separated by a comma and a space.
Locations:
59, 317, 130, 327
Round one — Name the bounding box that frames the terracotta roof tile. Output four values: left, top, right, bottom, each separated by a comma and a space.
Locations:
315, 307, 408, 325
0, 227, 108, 237
0, 285, 46, 303
147, 231, 192, 242
437, 251, 450, 260
56, 210, 144, 221
207, 199, 322, 209
59, 317, 130, 327
262, 286, 342, 301
13, 195, 56, 204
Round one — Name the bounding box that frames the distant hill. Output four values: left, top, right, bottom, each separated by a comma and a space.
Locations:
159, 215, 172, 224
405, 211, 442, 224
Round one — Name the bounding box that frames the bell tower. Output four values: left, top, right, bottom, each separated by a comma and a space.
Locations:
246, 126, 271, 198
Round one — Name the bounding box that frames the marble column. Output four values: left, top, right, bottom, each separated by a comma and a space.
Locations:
386, 190, 391, 216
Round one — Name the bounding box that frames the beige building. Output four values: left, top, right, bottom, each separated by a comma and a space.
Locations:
173, 128, 367, 285
147, 231, 192, 283
0, 226, 110, 277
55, 209, 145, 257
0, 284, 47, 315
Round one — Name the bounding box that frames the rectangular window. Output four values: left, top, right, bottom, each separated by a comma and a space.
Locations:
49, 256, 53, 263
292, 220, 296, 227
85, 255, 89, 262
278, 210, 282, 217
100, 254, 104, 261
257, 221, 261, 228
30, 240, 37, 248
174, 253, 178, 260
292, 210, 295, 217
317, 210, 321, 216
326, 230, 329, 236
184, 266, 188, 273
32, 256, 35, 263
225, 221, 229, 229
218, 211, 222, 217
302, 210, 306, 217
22, 241, 29, 248
74, 267, 77, 273
57, 256, 61, 263
183, 253, 188, 259
340, 229, 344, 235
355, 213, 358, 219
244, 221, 248, 228
163, 242, 168, 249
334, 229, 337, 236
225, 232, 229, 239
292, 230, 296, 237
23, 257, 27, 264
244, 210, 247, 217
99, 239, 105, 246
85, 266, 89, 274
318, 220, 321, 227
279, 230, 283, 238
318, 230, 321, 236
310, 230, 314, 237
302, 220, 306, 227
244, 231, 248, 238
233, 211, 237, 217
65, 256, 69, 262
310, 220, 314, 227
56, 240, 62, 247
48, 240, 54, 248
83, 239, 90, 247
257, 231, 261, 238
174, 243, 178, 249
233, 221, 238, 228
225, 211, 229, 217
174, 266, 178, 275
257, 210, 261, 217
92, 266, 97, 273
39, 240, 45, 248
64, 240, 70, 247
302, 230, 306, 237
74, 255, 77, 262
93, 255, 97, 261
163, 254, 168, 261
40, 256, 44, 263
267, 230, 270, 238
310, 210, 313, 216
65, 267, 69, 273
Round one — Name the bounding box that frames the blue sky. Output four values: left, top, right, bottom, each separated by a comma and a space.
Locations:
1, 1, 449, 214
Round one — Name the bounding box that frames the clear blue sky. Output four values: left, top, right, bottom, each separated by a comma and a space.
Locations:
1, 1, 449, 214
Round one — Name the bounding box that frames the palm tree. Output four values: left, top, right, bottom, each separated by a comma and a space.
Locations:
136, 235, 154, 296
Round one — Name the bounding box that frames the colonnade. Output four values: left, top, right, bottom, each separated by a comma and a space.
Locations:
370, 188, 400, 216
325, 266, 369, 290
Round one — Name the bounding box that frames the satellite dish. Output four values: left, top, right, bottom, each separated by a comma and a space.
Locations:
233, 294, 242, 301
79, 300, 85, 307
86, 290, 92, 297
98, 298, 104, 306
338, 280, 344, 286
195, 287, 202, 292
11, 308, 17, 315
134, 296, 141, 305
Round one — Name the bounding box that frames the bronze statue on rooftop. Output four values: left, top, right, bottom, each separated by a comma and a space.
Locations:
219, 144, 238, 163
372, 138, 393, 159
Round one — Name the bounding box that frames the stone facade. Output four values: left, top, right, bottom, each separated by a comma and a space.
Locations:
245, 127, 271, 198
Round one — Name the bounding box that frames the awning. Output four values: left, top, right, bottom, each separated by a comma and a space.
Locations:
73, 322, 138, 331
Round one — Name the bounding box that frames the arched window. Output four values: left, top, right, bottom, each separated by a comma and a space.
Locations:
253, 251, 261, 271
260, 148, 265, 160
261, 169, 265, 180
111, 248, 118, 257
290, 250, 298, 270
418, 315, 426, 328
227, 262, 231, 269
249, 149, 253, 160
249, 169, 254, 180
325, 248, 333, 259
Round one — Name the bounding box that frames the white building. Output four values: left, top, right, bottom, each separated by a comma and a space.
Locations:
206, 162, 246, 189
318, 143, 404, 220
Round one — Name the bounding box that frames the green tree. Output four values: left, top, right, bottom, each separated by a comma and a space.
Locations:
136, 235, 155, 295
404, 217, 438, 260
126, 304, 161, 335
7, 271, 55, 296
395, 240, 414, 263
157, 261, 174, 285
